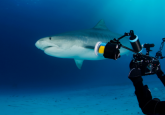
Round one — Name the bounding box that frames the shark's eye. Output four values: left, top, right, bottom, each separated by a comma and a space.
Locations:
49, 37, 51, 40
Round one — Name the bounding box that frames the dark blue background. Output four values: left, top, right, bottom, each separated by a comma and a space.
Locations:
0, 0, 165, 93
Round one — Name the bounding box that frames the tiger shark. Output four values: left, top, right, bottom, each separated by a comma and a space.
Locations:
35, 20, 131, 69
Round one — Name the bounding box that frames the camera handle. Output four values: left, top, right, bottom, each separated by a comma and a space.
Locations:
156, 68, 165, 86
155, 38, 165, 59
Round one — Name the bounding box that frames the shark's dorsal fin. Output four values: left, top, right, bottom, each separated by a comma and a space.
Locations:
93, 19, 109, 30
74, 59, 83, 69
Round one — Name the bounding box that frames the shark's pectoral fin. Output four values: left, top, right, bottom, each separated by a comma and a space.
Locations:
74, 59, 84, 69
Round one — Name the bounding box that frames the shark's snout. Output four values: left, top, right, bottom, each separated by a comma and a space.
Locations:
35, 40, 40, 49
35, 40, 48, 50
35, 40, 45, 50
35, 39, 59, 51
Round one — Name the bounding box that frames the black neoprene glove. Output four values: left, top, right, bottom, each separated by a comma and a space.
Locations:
128, 68, 143, 87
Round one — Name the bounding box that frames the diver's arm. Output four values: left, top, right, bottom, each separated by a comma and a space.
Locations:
128, 68, 162, 115
128, 68, 152, 109
129, 68, 165, 114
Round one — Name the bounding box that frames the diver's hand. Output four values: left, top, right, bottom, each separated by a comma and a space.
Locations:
128, 68, 141, 78
128, 68, 143, 86
129, 60, 146, 76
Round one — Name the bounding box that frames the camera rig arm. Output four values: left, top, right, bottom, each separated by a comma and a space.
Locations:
110, 30, 140, 54
155, 38, 165, 59
102, 30, 143, 60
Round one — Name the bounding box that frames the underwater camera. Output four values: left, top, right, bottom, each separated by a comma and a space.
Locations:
129, 44, 160, 76
94, 30, 163, 76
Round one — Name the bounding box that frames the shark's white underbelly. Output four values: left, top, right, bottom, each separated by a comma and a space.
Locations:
44, 45, 105, 60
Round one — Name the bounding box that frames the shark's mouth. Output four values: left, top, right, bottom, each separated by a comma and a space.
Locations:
43, 46, 53, 50
43, 45, 60, 50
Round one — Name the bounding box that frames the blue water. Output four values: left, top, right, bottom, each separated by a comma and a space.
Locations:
1, 0, 165, 115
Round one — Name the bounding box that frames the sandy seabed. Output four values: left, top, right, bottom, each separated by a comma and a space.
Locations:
0, 80, 165, 115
